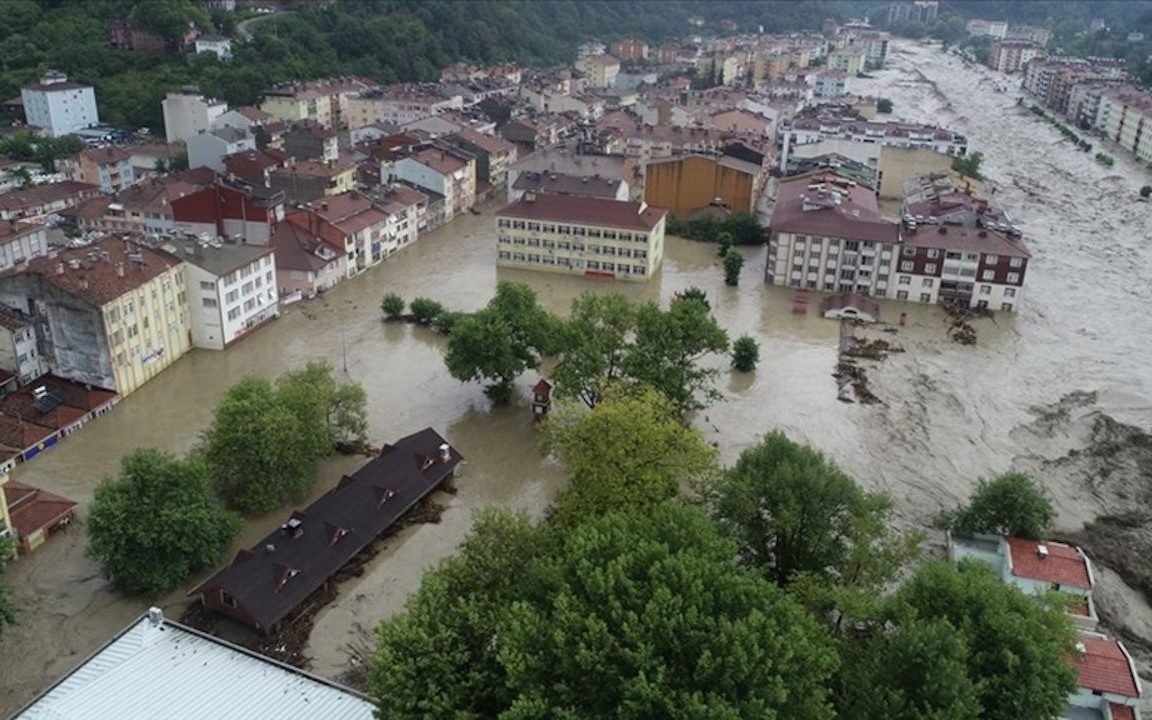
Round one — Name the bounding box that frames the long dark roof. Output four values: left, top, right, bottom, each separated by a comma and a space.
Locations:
191, 428, 462, 630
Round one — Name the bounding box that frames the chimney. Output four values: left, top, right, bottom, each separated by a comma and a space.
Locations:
55, 262, 64, 275
147, 607, 164, 627
438, 443, 451, 463
1037, 544, 1049, 558
78, 277, 89, 291
116, 262, 125, 278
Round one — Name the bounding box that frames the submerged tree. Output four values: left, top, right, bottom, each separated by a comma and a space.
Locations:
87, 448, 240, 595
942, 471, 1054, 540
731, 335, 760, 371
551, 292, 636, 408
0, 538, 16, 637
723, 248, 745, 286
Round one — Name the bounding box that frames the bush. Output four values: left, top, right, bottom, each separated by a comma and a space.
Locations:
723, 250, 744, 286
1095, 153, 1114, 167
410, 297, 445, 324
1141, 185, 1152, 198
434, 310, 465, 335
877, 97, 894, 113
731, 335, 760, 371
381, 293, 405, 319
667, 212, 765, 246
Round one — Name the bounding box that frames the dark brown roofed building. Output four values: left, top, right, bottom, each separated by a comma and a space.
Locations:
191, 428, 462, 633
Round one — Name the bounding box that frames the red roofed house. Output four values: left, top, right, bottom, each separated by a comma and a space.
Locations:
72, 146, 137, 194
390, 144, 476, 222
2, 478, 76, 553
949, 533, 1098, 629
286, 191, 392, 276
270, 221, 345, 300
495, 193, 666, 281
1065, 632, 1143, 720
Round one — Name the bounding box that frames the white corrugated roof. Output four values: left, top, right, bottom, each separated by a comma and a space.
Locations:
16, 610, 374, 720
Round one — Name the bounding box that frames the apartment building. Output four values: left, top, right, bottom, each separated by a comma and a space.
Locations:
1024, 57, 1128, 110
1095, 88, 1152, 163
0, 239, 191, 397
827, 48, 867, 76
390, 145, 476, 221
162, 89, 228, 144
443, 128, 519, 189
187, 127, 257, 174
20, 71, 99, 138
495, 193, 666, 281
0, 222, 49, 273
269, 158, 358, 203
610, 38, 649, 62
575, 55, 621, 89
888, 1, 938, 24
0, 304, 48, 385
171, 177, 287, 245
178, 241, 278, 350
348, 85, 463, 127
989, 39, 1042, 74
286, 192, 393, 274
72, 147, 136, 194
779, 105, 968, 166
260, 78, 380, 130
765, 173, 1029, 311
967, 19, 1008, 39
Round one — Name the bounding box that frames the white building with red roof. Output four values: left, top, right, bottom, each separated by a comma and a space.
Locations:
1065, 632, 1143, 720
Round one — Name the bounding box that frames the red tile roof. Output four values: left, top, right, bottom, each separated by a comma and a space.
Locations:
1109, 703, 1136, 720
1007, 537, 1092, 590
905, 224, 1030, 258
770, 172, 899, 243
4, 480, 76, 540
1070, 635, 1141, 698
498, 194, 665, 231
0, 415, 54, 450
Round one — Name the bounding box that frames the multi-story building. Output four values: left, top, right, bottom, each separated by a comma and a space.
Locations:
162, 89, 228, 144
270, 221, 346, 299
171, 177, 287, 245
575, 54, 621, 89
72, 147, 136, 194
644, 153, 766, 215
814, 70, 852, 97
610, 38, 649, 62
1095, 88, 1152, 163
286, 192, 393, 274
766, 173, 1029, 311
851, 32, 890, 69
178, 240, 278, 350
967, 19, 1008, 39
887, 1, 938, 24
1024, 57, 1128, 110
779, 105, 968, 166
0, 238, 192, 397
193, 35, 232, 61
443, 128, 518, 191
270, 157, 358, 203
0, 181, 101, 222
187, 127, 257, 174
348, 85, 463, 127
510, 172, 627, 204
282, 122, 339, 162
989, 39, 1042, 74
260, 83, 333, 129
576, 41, 607, 58
389, 145, 476, 221
495, 193, 666, 281
827, 47, 867, 76
20, 71, 99, 138
0, 221, 49, 273
0, 304, 48, 385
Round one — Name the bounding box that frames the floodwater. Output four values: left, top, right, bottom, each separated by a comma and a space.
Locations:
3, 37, 1152, 713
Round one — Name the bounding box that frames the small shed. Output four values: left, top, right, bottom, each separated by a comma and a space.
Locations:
531, 378, 553, 420
821, 293, 880, 323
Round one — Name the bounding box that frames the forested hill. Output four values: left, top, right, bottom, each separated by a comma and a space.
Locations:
0, 0, 857, 132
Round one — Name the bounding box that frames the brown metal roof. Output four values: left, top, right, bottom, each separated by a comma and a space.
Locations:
498, 194, 665, 231
9, 237, 183, 307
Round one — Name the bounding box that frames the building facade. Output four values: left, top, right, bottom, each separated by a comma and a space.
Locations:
178, 242, 278, 350
989, 40, 1042, 74
20, 72, 99, 138
0, 222, 49, 273
0, 305, 48, 385
496, 194, 666, 281
162, 90, 228, 144
73, 147, 137, 194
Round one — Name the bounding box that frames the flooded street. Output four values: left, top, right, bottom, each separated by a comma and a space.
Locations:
3, 38, 1152, 713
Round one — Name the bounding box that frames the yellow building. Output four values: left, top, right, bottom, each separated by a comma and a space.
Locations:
496, 193, 666, 281
260, 87, 333, 128
644, 154, 765, 216
0, 238, 192, 398
574, 55, 621, 89
828, 48, 866, 76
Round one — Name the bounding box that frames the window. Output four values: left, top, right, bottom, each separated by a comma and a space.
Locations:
227, 307, 241, 321
498, 219, 510, 229
898, 276, 911, 285
1007, 272, 1020, 283
900, 261, 913, 272
528, 254, 541, 263
927, 248, 939, 259
587, 261, 600, 270
226, 289, 239, 304
602, 262, 615, 271
985, 254, 999, 264
922, 278, 934, 288
963, 252, 979, 261
945, 251, 962, 260
924, 263, 936, 274
498, 251, 511, 260
1009, 257, 1023, 268
896, 290, 909, 300
920, 293, 932, 303
976, 300, 989, 309
902, 246, 916, 257
1004, 288, 1016, 298
839, 269, 855, 280
527, 238, 540, 247
844, 241, 859, 251
879, 258, 891, 267
633, 265, 645, 275
982, 270, 995, 280
979, 285, 991, 295
1001, 302, 1014, 311
199, 281, 214, 290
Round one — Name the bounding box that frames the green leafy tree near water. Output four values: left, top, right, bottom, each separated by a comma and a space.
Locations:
723, 248, 745, 285
380, 292, 405, 319
369, 502, 840, 720
951, 151, 984, 180
551, 292, 636, 409
942, 471, 1054, 540
0, 538, 17, 637
86, 448, 240, 595
731, 335, 760, 371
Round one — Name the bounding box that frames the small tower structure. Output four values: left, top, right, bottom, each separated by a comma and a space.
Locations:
531, 378, 553, 420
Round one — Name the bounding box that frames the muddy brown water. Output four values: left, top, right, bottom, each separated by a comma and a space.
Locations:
3, 38, 1152, 713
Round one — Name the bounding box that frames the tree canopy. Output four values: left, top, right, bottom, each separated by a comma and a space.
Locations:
0, 538, 17, 638
541, 385, 717, 524
943, 471, 1055, 540
551, 293, 636, 409
86, 448, 240, 595
369, 502, 839, 720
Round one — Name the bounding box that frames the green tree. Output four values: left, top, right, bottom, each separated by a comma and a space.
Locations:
277, 360, 368, 448
541, 385, 717, 524
409, 296, 444, 324
433, 310, 465, 335
625, 296, 729, 416
708, 432, 916, 592
951, 151, 984, 180
551, 292, 636, 408
204, 377, 318, 513
837, 617, 980, 720
444, 282, 557, 404
369, 503, 840, 720
877, 97, 894, 113
0, 538, 16, 638
717, 230, 734, 257
86, 448, 240, 595
679, 286, 710, 310
1142, 184, 1152, 198
731, 334, 760, 371
891, 561, 1078, 720
943, 471, 1054, 540
723, 249, 745, 286
128, 0, 212, 46
380, 292, 405, 319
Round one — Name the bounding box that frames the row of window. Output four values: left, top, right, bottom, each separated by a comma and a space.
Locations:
793, 235, 1023, 268
498, 219, 648, 242
498, 251, 647, 275
500, 236, 648, 258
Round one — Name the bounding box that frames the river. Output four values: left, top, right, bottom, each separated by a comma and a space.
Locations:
3, 38, 1152, 714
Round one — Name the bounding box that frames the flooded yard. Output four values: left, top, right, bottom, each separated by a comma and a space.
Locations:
3, 38, 1152, 714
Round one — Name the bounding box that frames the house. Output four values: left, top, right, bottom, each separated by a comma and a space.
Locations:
171, 177, 286, 245
162, 89, 228, 144
0, 375, 117, 471
1065, 632, 1144, 720
175, 240, 278, 350
821, 293, 880, 322
223, 148, 290, 186
0, 221, 49, 273
0, 304, 48, 384
0, 238, 192, 398
190, 429, 462, 634
271, 221, 345, 299
282, 122, 339, 163
72, 147, 136, 194
2, 479, 76, 553
575, 55, 621, 89
73, 172, 213, 236
496, 194, 667, 281
643, 153, 766, 216
443, 128, 518, 190
390, 145, 476, 221
20, 71, 99, 138
12, 607, 374, 719
287, 192, 392, 274
611, 38, 649, 62
187, 127, 257, 174
0, 181, 101, 222
510, 171, 628, 203
194, 34, 232, 61
270, 157, 358, 203
213, 105, 275, 132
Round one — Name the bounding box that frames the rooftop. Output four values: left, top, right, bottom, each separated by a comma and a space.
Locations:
452, 127, 516, 155
1007, 537, 1092, 590
3, 480, 76, 545
0, 182, 100, 212
498, 193, 665, 231
512, 171, 623, 200
770, 172, 899, 243
14, 609, 373, 720
169, 241, 273, 278
903, 223, 1030, 258
1069, 634, 1142, 698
